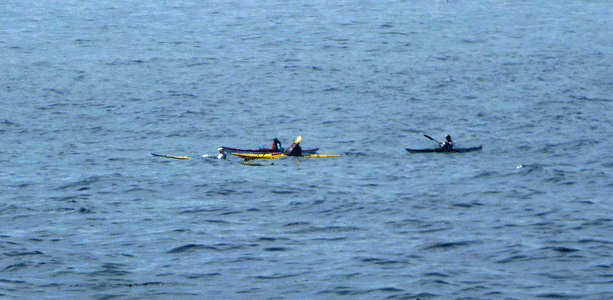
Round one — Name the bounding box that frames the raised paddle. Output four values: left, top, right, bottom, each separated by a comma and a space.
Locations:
423, 134, 442, 145
294, 136, 302, 144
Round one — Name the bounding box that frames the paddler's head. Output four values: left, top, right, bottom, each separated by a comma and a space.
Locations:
218, 147, 224, 153
445, 135, 452, 142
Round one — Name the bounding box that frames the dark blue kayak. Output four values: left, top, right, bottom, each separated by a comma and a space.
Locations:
405, 146, 483, 153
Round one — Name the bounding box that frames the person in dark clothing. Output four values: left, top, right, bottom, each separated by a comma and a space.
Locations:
288, 136, 303, 156
289, 143, 302, 156
440, 135, 455, 152
272, 138, 282, 152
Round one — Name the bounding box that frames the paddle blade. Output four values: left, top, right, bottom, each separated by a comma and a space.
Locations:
294, 136, 302, 144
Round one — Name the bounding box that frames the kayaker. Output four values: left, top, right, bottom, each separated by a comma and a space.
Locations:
217, 147, 226, 159
272, 138, 282, 152
440, 135, 455, 152
288, 137, 302, 156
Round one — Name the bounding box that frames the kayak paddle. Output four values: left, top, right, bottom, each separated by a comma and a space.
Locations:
423, 134, 442, 145
151, 153, 192, 160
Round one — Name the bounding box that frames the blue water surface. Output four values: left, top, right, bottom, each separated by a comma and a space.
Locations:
2, 0, 613, 299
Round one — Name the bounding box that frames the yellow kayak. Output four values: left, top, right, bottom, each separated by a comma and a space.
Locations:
233, 153, 285, 160
233, 153, 340, 161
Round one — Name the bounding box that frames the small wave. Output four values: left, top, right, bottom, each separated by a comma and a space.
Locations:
315, 285, 365, 296
3, 262, 29, 272
423, 240, 478, 251
4, 250, 43, 257
282, 221, 310, 227
415, 223, 453, 234
106, 59, 153, 66
41, 88, 68, 95
169, 92, 198, 99
291, 225, 363, 234
78, 207, 94, 213
578, 238, 613, 245
263, 247, 291, 252
570, 95, 612, 102
166, 243, 249, 254
342, 151, 369, 157
89, 269, 131, 277
601, 161, 613, 168
542, 246, 580, 253
271, 189, 298, 194
55, 176, 102, 190
178, 207, 224, 215
166, 244, 217, 254
64, 280, 187, 290
257, 236, 281, 242
360, 257, 408, 266
452, 201, 483, 208
423, 271, 451, 278
252, 272, 303, 280
514, 163, 546, 174
496, 254, 537, 264
1, 119, 19, 126
536, 292, 582, 298
384, 292, 439, 299
88, 263, 131, 278
205, 219, 230, 224
205, 188, 239, 196
472, 171, 498, 179
375, 286, 404, 293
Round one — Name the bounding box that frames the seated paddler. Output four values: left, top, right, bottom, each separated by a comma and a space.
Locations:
217, 147, 226, 159
287, 136, 303, 156
440, 135, 455, 152
272, 138, 282, 152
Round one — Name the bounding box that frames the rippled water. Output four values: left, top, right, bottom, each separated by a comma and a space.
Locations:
2, 0, 613, 299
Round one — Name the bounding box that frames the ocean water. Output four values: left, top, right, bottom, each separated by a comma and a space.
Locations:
2, 0, 613, 299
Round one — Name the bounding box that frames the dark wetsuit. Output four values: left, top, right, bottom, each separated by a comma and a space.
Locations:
441, 141, 455, 152
288, 144, 302, 156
